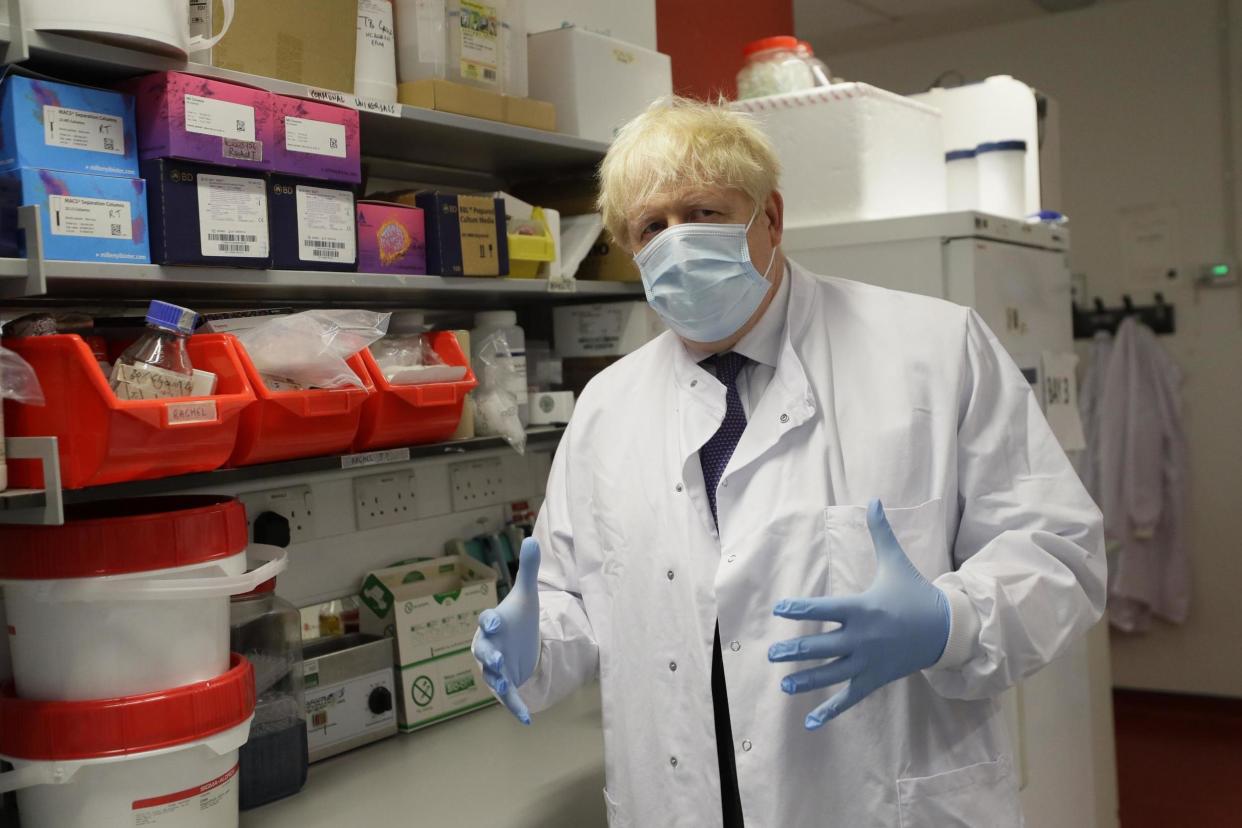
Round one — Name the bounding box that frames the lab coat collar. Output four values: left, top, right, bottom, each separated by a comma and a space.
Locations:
732, 261, 790, 369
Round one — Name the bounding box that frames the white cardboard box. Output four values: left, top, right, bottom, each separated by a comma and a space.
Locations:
732, 83, 946, 228
358, 555, 498, 731
528, 26, 672, 144
553, 300, 665, 358
524, 0, 657, 51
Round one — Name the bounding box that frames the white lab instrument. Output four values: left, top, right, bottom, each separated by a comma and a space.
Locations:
945, 148, 979, 211
976, 140, 1028, 219
521, 261, 1104, 827
356, 0, 399, 103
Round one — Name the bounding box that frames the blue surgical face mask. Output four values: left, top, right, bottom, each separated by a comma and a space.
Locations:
633, 208, 777, 343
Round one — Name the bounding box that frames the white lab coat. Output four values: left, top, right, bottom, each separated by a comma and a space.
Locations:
523, 265, 1106, 828
1093, 317, 1189, 632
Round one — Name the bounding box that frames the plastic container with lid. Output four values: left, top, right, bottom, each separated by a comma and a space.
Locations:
356, 0, 399, 103
736, 36, 815, 100
946, 148, 979, 211
0, 495, 286, 701
795, 40, 831, 86
976, 140, 1028, 219
231, 578, 308, 810
0, 654, 255, 828
110, 300, 198, 401
472, 310, 528, 427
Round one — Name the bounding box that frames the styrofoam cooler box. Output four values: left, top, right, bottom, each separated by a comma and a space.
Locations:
910, 75, 1042, 216
527, 26, 671, 144
732, 83, 945, 229
524, 0, 657, 51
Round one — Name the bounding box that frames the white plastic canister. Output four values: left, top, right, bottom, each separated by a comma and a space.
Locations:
23, 0, 235, 57
975, 139, 1028, 219
356, 0, 399, 103
0, 496, 285, 701
0, 654, 255, 828
945, 148, 978, 212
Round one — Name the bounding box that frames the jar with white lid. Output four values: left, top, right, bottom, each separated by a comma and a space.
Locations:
736, 35, 816, 100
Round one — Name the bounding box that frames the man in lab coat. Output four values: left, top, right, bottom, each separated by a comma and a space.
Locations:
473, 97, 1105, 827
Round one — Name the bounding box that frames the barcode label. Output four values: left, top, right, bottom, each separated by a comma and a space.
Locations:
296, 185, 356, 264
483, 68, 496, 81
197, 173, 269, 258
304, 239, 347, 249
312, 711, 328, 728
208, 232, 258, 242
217, 243, 251, 253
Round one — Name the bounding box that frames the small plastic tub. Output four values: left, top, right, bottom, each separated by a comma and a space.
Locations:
2, 333, 256, 489
229, 342, 374, 467
0, 496, 286, 701
0, 654, 255, 828
353, 331, 477, 451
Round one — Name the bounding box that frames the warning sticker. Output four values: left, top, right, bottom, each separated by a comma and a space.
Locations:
47, 195, 132, 240
43, 106, 125, 155
132, 763, 237, 826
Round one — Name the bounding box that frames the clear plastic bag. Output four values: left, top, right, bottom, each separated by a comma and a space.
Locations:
236, 310, 391, 391
472, 330, 525, 454
371, 334, 467, 385
0, 346, 45, 405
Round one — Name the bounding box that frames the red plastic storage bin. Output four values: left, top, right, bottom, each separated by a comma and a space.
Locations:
229, 342, 374, 466
353, 331, 477, 451
3, 334, 256, 489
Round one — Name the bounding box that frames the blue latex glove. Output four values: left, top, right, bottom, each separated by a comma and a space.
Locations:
768, 499, 951, 730
471, 537, 541, 725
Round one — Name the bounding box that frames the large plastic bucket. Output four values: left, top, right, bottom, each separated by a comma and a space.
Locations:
0, 654, 255, 828
0, 497, 285, 701
25, 0, 235, 57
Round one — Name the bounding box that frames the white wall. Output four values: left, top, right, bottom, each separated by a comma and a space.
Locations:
820, 0, 1242, 700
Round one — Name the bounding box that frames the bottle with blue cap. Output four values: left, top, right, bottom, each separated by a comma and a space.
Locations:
109, 300, 198, 400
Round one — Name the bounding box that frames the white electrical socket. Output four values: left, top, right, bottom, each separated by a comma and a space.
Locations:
450, 457, 507, 512
354, 470, 421, 530
239, 485, 315, 544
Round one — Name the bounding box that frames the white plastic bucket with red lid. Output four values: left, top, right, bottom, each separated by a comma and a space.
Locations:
0, 496, 286, 701
0, 653, 255, 828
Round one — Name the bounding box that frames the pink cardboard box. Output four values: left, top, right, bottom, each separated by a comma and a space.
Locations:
122, 71, 275, 171
357, 201, 426, 275
272, 96, 361, 184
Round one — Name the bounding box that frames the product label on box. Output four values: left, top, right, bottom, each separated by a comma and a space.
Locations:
457, 195, 499, 275
188, 0, 210, 41
110, 362, 194, 401
296, 185, 356, 263
285, 116, 347, 158
221, 137, 263, 162
43, 106, 125, 155
47, 195, 132, 240
197, 174, 269, 258
184, 94, 256, 142
132, 763, 237, 826
458, 0, 499, 85
306, 668, 396, 754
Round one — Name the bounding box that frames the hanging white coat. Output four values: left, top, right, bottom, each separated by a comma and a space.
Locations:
521, 265, 1106, 828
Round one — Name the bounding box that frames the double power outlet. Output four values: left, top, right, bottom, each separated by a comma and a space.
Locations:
352, 456, 509, 530
239, 485, 316, 545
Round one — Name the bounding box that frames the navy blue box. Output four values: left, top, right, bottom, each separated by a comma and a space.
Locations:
267, 175, 357, 272
143, 158, 272, 269
413, 192, 508, 277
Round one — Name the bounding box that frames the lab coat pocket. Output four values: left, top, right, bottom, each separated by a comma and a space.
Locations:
602, 788, 629, 828
897, 756, 1021, 828
824, 498, 945, 595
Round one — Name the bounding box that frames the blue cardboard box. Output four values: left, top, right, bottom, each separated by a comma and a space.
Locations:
143, 158, 272, 269
0, 74, 139, 178
413, 192, 508, 276
268, 175, 357, 272
0, 167, 150, 263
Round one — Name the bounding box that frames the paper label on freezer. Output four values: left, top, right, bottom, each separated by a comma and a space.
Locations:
183, 94, 256, 142
458, 0, 499, 85
43, 106, 125, 155
47, 195, 132, 240
1040, 351, 1087, 452
197, 174, 269, 258
110, 362, 194, 401
284, 116, 347, 158
132, 763, 237, 825
296, 185, 356, 263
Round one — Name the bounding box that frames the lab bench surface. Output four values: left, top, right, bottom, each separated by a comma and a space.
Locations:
241, 685, 607, 828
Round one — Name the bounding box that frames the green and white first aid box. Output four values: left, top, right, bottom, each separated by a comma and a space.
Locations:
358, 554, 498, 731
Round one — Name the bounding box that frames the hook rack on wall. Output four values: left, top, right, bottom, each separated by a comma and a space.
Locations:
1072, 293, 1176, 339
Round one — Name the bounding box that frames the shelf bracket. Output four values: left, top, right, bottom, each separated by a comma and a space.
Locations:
3, 436, 63, 525
4, 205, 48, 300
2, 0, 29, 64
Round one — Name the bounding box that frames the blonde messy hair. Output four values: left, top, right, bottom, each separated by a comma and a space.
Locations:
597, 96, 781, 249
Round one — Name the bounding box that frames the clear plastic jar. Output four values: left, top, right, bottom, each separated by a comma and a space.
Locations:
736, 35, 815, 100
795, 40, 831, 86
231, 578, 308, 810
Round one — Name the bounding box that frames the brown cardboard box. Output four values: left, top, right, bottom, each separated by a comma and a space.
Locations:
399, 79, 505, 122
503, 96, 557, 131
576, 232, 639, 282
202, 0, 356, 92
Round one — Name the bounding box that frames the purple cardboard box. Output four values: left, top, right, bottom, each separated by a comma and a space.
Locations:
268, 175, 357, 272
356, 201, 426, 275
143, 158, 272, 269
271, 96, 361, 184
122, 71, 275, 171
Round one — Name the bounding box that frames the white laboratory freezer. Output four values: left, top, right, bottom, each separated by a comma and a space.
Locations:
784, 211, 1104, 828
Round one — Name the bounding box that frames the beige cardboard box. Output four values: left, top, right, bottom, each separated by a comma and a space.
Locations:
553, 300, 665, 358
503, 96, 557, 131
398, 79, 505, 122
196, 0, 357, 92
576, 231, 639, 282
359, 555, 498, 731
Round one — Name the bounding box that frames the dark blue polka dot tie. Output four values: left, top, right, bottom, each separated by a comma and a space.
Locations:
700, 351, 751, 528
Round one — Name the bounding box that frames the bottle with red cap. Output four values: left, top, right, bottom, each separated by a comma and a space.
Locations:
737, 35, 816, 100
230, 577, 308, 809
